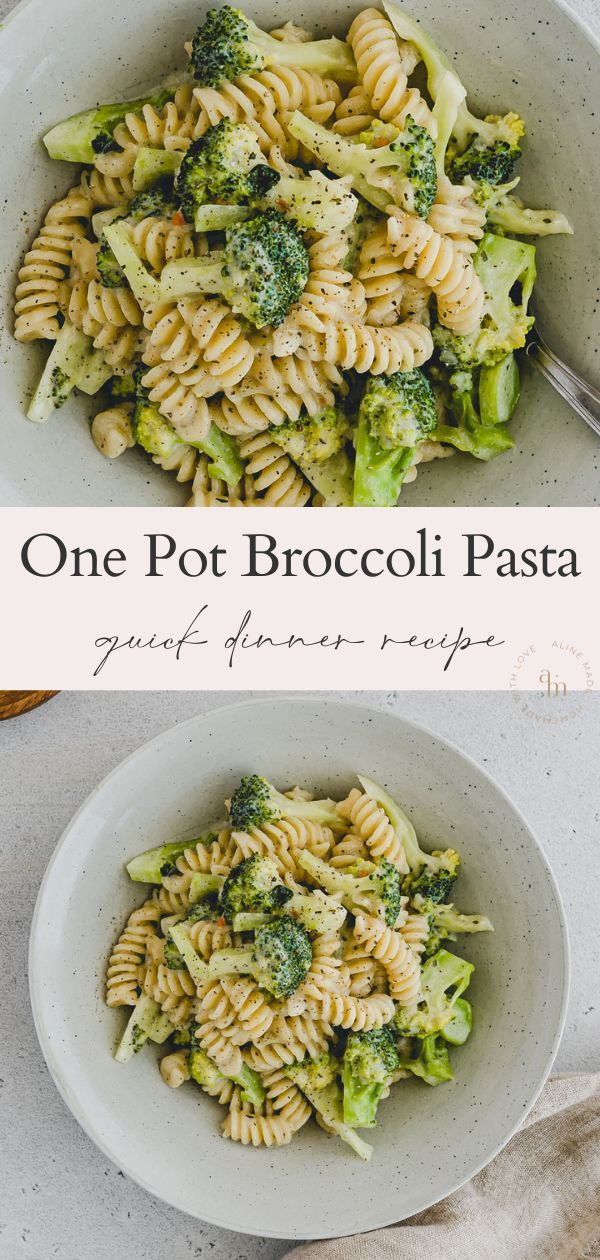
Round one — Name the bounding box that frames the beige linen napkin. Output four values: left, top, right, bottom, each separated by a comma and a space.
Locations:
286, 1074, 600, 1260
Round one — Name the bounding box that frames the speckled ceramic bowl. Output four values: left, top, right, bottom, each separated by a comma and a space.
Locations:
1, 0, 599, 505
29, 697, 569, 1238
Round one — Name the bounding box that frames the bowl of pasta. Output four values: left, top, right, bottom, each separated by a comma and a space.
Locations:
1, 0, 599, 507
29, 696, 569, 1238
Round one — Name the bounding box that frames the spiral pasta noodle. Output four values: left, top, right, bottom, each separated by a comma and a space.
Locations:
347, 9, 435, 135
160, 1049, 191, 1088
262, 1068, 312, 1132
91, 404, 135, 459
187, 455, 260, 505
337, 788, 409, 872
297, 317, 433, 374
14, 186, 92, 341
68, 278, 144, 367
307, 990, 395, 1031
106, 899, 161, 1007
353, 913, 422, 1005
387, 207, 485, 333
236, 433, 313, 506
223, 1088, 293, 1147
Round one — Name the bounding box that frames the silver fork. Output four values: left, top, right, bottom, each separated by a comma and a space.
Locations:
526, 326, 600, 439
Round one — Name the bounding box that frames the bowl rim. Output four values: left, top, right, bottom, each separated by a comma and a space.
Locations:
28, 694, 571, 1239
2, 0, 599, 57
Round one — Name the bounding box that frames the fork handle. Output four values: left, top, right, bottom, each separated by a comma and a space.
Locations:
526, 337, 600, 439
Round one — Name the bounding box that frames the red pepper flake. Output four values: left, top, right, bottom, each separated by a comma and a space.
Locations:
172, 210, 185, 227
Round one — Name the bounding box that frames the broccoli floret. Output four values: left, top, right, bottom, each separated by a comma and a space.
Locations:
127, 181, 178, 222
178, 121, 358, 231
447, 136, 521, 188
287, 1055, 373, 1161
356, 776, 461, 882
163, 937, 186, 970
208, 918, 313, 998
27, 321, 110, 424
288, 112, 436, 217
299, 851, 402, 927
353, 369, 436, 507
361, 370, 437, 452
174, 122, 269, 218
219, 854, 294, 922
220, 855, 346, 933
403, 854, 460, 904
413, 896, 494, 958
228, 774, 341, 832
189, 1047, 266, 1106
190, 6, 356, 88
43, 84, 179, 164
342, 1027, 400, 1128
397, 1033, 454, 1085
270, 407, 354, 506
108, 374, 136, 403
132, 397, 182, 460
131, 382, 244, 484
394, 948, 474, 1038
164, 209, 309, 328
97, 236, 126, 288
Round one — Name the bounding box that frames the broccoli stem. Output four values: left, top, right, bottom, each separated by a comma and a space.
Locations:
250, 26, 357, 83
287, 113, 389, 212
27, 321, 109, 423
487, 200, 573, 236
353, 412, 415, 506
232, 912, 273, 932
133, 147, 183, 192
43, 83, 181, 164
478, 354, 520, 426
201, 422, 245, 485
357, 775, 429, 871
382, 0, 500, 151
297, 1078, 373, 1160
103, 222, 160, 302
114, 995, 175, 1063
194, 205, 250, 232
158, 256, 226, 303
168, 923, 211, 987
431, 421, 514, 460
189, 873, 225, 903
271, 438, 354, 506
207, 947, 254, 978
264, 175, 358, 234
127, 839, 208, 884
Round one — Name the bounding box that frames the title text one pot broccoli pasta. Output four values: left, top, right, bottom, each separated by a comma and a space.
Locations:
107, 774, 493, 1158
15, 3, 571, 505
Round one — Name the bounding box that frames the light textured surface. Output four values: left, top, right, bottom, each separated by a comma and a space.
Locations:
1, 689, 599, 1258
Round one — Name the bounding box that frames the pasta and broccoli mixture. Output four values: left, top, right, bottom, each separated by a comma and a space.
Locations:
107, 774, 493, 1158
15, 2, 572, 505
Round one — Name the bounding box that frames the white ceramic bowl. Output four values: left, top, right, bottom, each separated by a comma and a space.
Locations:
1, 0, 600, 506
29, 697, 569, 1239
